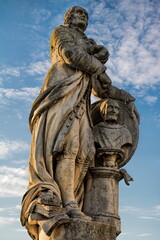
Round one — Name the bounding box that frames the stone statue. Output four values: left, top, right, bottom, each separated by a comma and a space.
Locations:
20, 6, 139, 240
94, 99, 133, 168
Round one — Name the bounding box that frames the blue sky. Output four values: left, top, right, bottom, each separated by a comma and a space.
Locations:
0, 0, 160, 239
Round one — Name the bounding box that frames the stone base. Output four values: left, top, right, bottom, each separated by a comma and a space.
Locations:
39, 219, 117, 240
64, 219, 116, 240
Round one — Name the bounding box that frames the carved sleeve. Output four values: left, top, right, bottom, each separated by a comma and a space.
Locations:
51, 26, 106, 75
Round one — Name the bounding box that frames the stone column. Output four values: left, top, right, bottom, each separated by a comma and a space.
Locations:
83, 167, 122, 237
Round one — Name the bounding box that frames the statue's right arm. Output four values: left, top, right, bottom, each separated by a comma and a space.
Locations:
51, 26, 106, 75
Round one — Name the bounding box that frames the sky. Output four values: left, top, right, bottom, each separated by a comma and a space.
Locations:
0, 0, 160, 239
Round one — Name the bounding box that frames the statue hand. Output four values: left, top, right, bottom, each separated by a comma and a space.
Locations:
88, 39, 109, 64
91, 71, 111, 98
120, 89, 135, 103
98, 72, 112, 88
93, 45, 109, 64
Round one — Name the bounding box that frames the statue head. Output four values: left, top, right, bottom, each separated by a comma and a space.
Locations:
100, 99, 120, 123
64, 6, 88, 32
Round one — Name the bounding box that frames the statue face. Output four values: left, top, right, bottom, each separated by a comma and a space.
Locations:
105, 100, 120, 122
72, 7, 88, 31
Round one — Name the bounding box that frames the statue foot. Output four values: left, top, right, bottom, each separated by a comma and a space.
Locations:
65, 201, 92, 221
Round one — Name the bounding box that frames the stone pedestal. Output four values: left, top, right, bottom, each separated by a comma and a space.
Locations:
83, 167, 122, 236
39, 219, 116, 240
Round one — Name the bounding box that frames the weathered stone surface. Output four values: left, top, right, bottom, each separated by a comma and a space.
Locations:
93, 99, 133, 168
84, 167, 122, 236
63, 219, 116, 240
91, 98, 139, 168
39, 219, 116, 240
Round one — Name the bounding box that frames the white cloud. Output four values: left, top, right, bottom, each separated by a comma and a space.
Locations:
140, 216, 160, 221
32, 8, 51, 24
137, 233, 152, 237
136, 204, 160, 221
0, 140, 30, 160
16, 112, 23, 119
0, 205, 21, 221
15, 229, 27, 232
0, 166, 28, 197
120, 204, 160, 221
144, 95, 158, 105
87, 0, 160, 90
0, 87, 40, 104
120, 205, 141, 213
153, 205, 160, 216
120, 232, 132, 235
0, 66, 21, 85
0, 205, 21, 215
152, 113, 160, 127
0, 66, 21, 77
0, 205, 22, 228
0, 205, 22, 227
11, 159, 28, 165
25, 60, 51, 76
20, 23, 41, 31
0, 60, 51, 84
0, 216, 19, 225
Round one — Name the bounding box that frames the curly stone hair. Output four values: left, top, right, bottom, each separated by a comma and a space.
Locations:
64, 6, 88, 25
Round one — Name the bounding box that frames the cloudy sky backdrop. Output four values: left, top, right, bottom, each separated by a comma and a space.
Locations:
0, 0, 160, 239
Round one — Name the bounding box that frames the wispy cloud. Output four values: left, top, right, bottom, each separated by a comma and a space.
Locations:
0, 205, 22, 227
137, 233, 152, 237
120, 232, 132, 236
153, 204, 160, 216
120, 204, 160, 222
0, 205, 21, 212
120, 205, 142, 213
0, 205, 21, 216
0, 139, 30, 160
0, 87, 40, 104
0, 60, 51, 84
11, 159, 28, 165
0, 66, 21, 78
86, 0, 160, 92
0, 166, 28, 197
152, 113, 160, 127
19, 23, 41, 31
32, 8, 51, 24
0, 216, 19, 225
0, 66, 21, 84
144, 95, 158, 105
25, 60, 51, 76
139, 204, 160, 221
15, 229, 27, 232
140, 216, 160, 221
